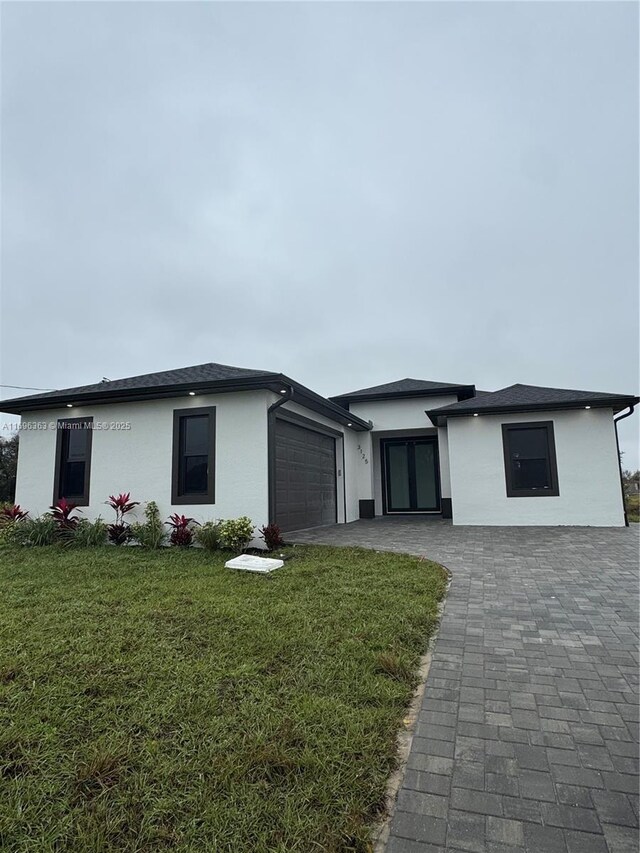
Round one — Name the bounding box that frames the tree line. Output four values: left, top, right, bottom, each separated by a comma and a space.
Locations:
0, 434, 18, 503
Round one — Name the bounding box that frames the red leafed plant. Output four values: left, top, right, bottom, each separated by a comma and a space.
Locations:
105, 492, 140, 545
259, 523, 285, 551
105, 493, 140, 523
165, 513, 198, 547
1, 504, 29, 522
50, 498, 82, 530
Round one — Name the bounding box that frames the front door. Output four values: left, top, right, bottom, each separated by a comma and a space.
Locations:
382, 437, 441, 513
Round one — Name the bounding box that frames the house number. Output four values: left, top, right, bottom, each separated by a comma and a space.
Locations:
357, 445, 369, 464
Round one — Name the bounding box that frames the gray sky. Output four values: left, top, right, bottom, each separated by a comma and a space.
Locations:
1, 1, 638, 464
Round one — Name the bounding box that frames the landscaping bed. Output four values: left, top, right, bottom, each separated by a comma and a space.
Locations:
0, 544, 447, 852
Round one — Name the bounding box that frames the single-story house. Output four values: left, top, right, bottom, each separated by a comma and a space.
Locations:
1, 362, 637, 531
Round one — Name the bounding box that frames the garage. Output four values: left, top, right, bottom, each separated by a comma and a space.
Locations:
274, 417, 337, 532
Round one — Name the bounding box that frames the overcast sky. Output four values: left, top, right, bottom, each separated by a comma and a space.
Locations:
1, 2, 638, 464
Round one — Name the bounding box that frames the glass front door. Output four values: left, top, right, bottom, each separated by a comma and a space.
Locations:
383, 438, 440, 513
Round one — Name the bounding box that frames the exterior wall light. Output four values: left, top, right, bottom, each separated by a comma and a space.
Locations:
347, 422, 353, 427
279, 389, 287, 394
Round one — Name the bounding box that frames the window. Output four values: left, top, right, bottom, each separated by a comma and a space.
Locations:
53, 418, 93, 505
502, 421, 559, 497
171, 407, 216, 504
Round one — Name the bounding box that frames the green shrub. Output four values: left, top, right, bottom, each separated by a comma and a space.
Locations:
131, 501, 165, 548
0, 505, 28, 546
13, 516, 57, 547
71, 517, 108, 547
194, 520, 222, 551
218, 517, 254, 552
0, 519, 27, 546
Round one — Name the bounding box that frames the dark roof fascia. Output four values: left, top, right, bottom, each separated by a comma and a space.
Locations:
330, 384, 476, 407
1, 372, 373, 431
285, 378, 371, 431
426, 397, 640, 427
0, 374, 288, 415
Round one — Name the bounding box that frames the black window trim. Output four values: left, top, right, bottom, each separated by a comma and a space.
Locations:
502, 420, 559, 498
171, 406, 216, 505
53, 416, 93, 506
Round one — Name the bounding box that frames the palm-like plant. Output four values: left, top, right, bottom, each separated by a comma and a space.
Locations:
105, 492, 139, 545
165, 513, 198, 547
1, 504, 29, 522
50, 498, 81, 530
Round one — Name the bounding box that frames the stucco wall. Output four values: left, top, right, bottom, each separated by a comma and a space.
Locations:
437, 426, 451, 500
15, 391, 272, 533
343, 429, 374, 521
447, 408, 625, 526
349, 395, 458, 431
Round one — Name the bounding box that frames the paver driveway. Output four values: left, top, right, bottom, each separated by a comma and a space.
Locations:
290, 519, 639, 853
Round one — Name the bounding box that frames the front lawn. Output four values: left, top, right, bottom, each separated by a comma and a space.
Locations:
0, 545, 447, 852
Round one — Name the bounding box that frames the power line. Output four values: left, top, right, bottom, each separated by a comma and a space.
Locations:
0, 384, 56, 392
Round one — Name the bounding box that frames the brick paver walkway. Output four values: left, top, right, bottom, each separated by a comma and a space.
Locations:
290, 519, 639, 853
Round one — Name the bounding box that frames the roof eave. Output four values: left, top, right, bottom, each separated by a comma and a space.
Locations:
0, 374, 287, 415
284, 378, 371, 430
0, 372, 373, 431
427, 397, 640, 427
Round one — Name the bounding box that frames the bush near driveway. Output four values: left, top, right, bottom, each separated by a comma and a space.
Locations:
0, 544, 447, 853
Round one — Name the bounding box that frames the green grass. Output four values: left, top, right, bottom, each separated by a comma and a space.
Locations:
625, 493, 639, 523
0, 545, 447, 853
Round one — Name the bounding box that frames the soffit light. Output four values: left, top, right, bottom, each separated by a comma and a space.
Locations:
279, 389, 287, 394
66, 403, 73, 408
347, 422, 353, 427
188, 392, 196, 396
473, 413, 479, 417
585, 405, 591, 409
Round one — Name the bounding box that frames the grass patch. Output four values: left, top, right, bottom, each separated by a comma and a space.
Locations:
625, 493, 639, 523
0, 544, 447, 852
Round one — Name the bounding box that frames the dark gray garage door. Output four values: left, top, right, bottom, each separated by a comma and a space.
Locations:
275, 419, 337, 532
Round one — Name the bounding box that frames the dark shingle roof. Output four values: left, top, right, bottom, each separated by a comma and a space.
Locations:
427, 383, 639, 425
0, 361, 373, 430
330, 378, 475, 404
0, 362, 277, 409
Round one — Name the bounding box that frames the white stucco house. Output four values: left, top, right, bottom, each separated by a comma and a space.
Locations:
1, 362, 637, 531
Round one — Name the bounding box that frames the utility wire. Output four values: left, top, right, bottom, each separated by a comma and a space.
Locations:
0, 384, 56, 391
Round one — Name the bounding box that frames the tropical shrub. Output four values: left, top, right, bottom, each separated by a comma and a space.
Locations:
71, 517, 108, 547
165, 513, 198, 547
0, 504, 30, 546
259, 523, 285, 551
194, 520, 221, 551
50, 499, 82, 531
105, 492, 139, 545
1, 504, 29, 522
218, 517, 254, 552
130, 501, 165, 548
